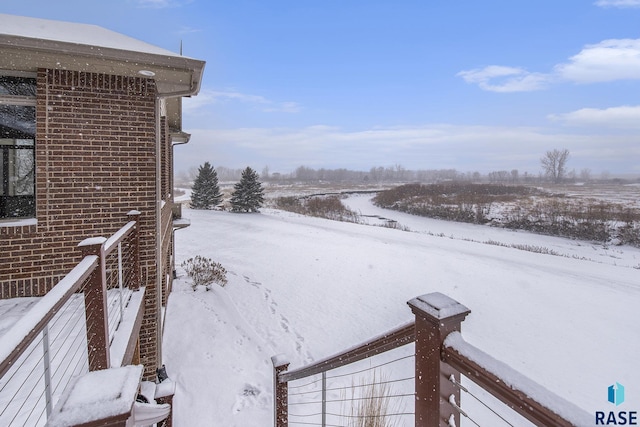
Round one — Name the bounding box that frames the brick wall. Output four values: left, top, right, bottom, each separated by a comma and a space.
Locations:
0, 68, 170, 379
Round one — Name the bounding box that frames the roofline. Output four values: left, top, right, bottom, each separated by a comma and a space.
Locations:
0, 34, 205, 96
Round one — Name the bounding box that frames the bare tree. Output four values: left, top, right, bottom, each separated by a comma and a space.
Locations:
540, 148, 570, 184
261, 165, 270, 181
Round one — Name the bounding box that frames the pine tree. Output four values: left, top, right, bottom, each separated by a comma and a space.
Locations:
190, 162, 223, 209
230, 167, 264, 213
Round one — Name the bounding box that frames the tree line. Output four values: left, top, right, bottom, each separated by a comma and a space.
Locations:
179, 148, 633, 186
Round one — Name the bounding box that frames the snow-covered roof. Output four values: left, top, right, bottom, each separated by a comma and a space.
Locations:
0, 14, 181, 58
0, 14, 205, 98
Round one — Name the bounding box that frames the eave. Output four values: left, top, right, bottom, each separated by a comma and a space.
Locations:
0, 34, 206, 97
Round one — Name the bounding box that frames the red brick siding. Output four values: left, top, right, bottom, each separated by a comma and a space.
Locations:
160, 117, 169, 201
160, 201, 174, 306
0, 68, 174, 379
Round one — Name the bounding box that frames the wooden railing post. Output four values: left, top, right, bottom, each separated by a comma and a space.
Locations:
128, 210, 141, 290
271, 355, 290, 427
407, 293, 470, 427
78, 237, 111, 371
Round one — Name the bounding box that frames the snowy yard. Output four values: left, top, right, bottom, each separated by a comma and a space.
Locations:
163, 194, 640, 426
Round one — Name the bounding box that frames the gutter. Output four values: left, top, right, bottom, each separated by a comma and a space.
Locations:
0, 34, 205, 79
0, 34, 206, 98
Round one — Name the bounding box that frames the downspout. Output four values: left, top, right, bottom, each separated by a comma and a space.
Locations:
154, 83, 199, 371
155, 96, 163, 368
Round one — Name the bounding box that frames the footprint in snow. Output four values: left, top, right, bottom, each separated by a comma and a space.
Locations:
280, 315, 290, 332
232, 383, 269, 414
243, 275, 261, 288
241, 274, 311, 363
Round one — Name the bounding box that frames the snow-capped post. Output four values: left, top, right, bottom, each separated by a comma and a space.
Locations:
78, 236, 111, 371
127, 210, 141, 290
271, 354, 290, 427
407, 293, 470, 427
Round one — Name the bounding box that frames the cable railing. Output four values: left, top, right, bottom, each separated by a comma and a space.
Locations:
447, 374, 537, 427
0, 211, 143, 426
273, 292, 592, 427
103, 217, 139, 346
441, 331, 592, 427
0, 258, 94, 427
273, 321, 416, 427
287, 346, 415, 426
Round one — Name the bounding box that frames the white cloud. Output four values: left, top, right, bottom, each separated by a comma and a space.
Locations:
554, 39, 640, 83
183, 89, 301, 114
175, 124, 639, 175
460, 38, 640, 91
594, 0, 640, 8
549, 105, 640, 128
457, 66, 550, 92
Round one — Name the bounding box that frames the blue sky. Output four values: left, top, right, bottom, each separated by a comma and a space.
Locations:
4, 0, 640, 176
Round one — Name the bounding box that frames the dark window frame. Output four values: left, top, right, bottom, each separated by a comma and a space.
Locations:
0, 72, 36, 220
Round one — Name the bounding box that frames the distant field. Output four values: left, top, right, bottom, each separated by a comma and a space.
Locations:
249, 181, 640, 247
547, 182, 640, 208
250, 180, 640, 207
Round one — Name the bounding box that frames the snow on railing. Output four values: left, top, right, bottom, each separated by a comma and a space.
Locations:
272, 292, 592, 427
443, 331, 593, 427
0, 213, 142, 426
102, 220, 139, 345
0, 259, 95, 426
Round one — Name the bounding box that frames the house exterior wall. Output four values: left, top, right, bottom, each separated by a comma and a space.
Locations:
0, 68, 173, 379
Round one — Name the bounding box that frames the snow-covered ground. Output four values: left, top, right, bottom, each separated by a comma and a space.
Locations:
163, 194, 640, 426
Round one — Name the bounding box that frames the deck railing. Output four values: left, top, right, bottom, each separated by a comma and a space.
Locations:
0, 211, 143, 426
274, 322, 416, 426
273, 292, 592, 427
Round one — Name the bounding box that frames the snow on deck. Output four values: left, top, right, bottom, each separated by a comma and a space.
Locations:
0, 285, 140, 427
0, 297, 40, 339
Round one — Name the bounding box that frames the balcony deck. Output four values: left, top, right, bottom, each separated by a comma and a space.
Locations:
0, 287, 145, 426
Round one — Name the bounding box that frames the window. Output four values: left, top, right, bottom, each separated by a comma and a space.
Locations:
0, 74, 36, 219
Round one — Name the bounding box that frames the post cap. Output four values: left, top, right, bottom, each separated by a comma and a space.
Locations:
407, 292, 470, 321
271, 354, 290, 368
77, 236, 107, 247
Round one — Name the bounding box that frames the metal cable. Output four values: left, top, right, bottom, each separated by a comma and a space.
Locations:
449, 375, 516, 427
326, 354, 413, 381
289, 375, 414, 398
290, 391, 415, 406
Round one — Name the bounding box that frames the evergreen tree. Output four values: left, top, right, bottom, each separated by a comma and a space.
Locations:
190, 162, 223, 209
230, 167, 264, 213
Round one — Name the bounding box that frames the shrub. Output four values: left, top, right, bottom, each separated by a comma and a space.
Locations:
274, 195, 360, 223
181, 256, 228, 291
375, 183, 640, 246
